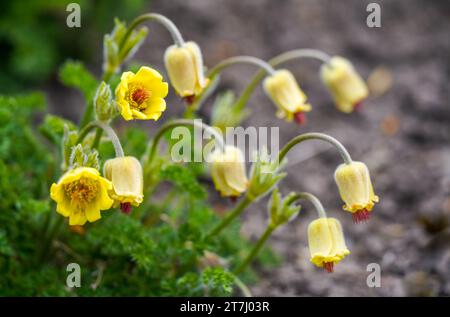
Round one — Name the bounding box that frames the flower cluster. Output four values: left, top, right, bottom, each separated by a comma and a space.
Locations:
48, 12, 379, 280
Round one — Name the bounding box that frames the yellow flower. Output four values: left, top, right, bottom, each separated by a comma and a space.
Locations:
115, 66, 168, 121
164, 41, 209, 100
334, 161, 379, 223
103, 156, 143, 214
263, 69, 312, 125
209, 146, 248, 198
320, 56, 369, 113
50, 167, 113, 226
308, 217, 350, 273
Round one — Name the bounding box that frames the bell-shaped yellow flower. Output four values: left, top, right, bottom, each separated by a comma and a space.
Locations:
334, 161, 379, 223
103, 156, 144, 214
263, 69, 312, 125
308, 217, 350, 273
209, 146, 248, 198
115, 66, 168, 121
164, 41, 209, 100
320, 56, 369, 113
50, 167, 114, 226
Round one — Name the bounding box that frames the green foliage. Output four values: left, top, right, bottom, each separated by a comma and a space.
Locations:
59, 60, 98, 100
160, 164, 207, 200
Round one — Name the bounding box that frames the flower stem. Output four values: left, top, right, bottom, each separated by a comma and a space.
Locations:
234, 224, 275, 275
120, 13, 184, 49
287, 192, 327, 218
145, 119, 225, 165
38, 215, 64, 264
233, 49, 331, 113
206, 196, 253, 238
76, 121, 124, 157
207, 56, 276, 78
277, 132, 352, 165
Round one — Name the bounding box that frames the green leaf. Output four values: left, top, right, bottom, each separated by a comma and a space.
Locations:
59, 60, 98, 99
160, 165, 207, 200
39, 114, 76, 145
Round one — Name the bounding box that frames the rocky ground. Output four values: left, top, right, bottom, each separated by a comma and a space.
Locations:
49, 0, 450, 296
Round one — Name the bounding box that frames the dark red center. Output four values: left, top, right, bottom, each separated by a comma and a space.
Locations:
132, 88, 150, 105
183, 95, 195, 105
323, 262, 334, 273
352, 209, 371, 224
294, 112, 306, 125
353, 100, 364, 112
120, 202, 132, 215
229, 196, 238, 203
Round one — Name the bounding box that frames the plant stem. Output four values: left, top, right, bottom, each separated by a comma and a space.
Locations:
145, 119, 225, 165
287, 192, 327, 218
234, 224, 275, 275
207, 56, 276, 78
206, 196, 253, 238
119, 13, 184, 49
38, 216, 64, 264
76, 121, 124, 157
277, 132, 352, 165
233, 48, 331, 113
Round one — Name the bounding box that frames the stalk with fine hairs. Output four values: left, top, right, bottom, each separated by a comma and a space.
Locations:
144, 119, 226, 165
234, 192, 326, 275
76, 121, 124, 158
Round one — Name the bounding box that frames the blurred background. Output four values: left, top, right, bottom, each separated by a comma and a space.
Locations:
2, 0, 449, 296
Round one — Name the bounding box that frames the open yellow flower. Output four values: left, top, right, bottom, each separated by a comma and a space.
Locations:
308, 217, 350, 273
50, 167, 113, 226
263, 69, 312, 125
115, 66, 169, 121
209, 146, 248, 198
164, 41, 209, 101
321, 56, 369, 113
103, 156, 143, 214
334, 161, 379, 223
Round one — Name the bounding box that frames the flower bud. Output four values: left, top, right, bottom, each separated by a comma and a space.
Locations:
320, 56, 369, 113
94, 82, 116, 121
209, 146, 248, 198
164, 41, 208, 99
308, 217, 350, 273
263, 69, 312, 124
103, 156, 144, 213
334, 161, 379, 223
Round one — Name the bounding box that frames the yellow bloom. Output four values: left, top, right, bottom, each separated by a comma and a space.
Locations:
308, 217, 350, 273
50, 167, 113, 226
321, 56, 369, 113
115, 66, 168, 121
164, 41, 209, 100
209, 146, 248, 198
103, 156, 143, 214
334, 161, 379, 223
263, 69, 312, 125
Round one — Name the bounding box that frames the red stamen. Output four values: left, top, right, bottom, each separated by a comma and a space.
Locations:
294, 112, 306, 125
353, 100, 364, 112
183, 95, 195, 105
120, 202, 132, 215
229, 196, 238, 203
132, 88, 150, 105
352, 209, 371, 224
323, 262, 334, 273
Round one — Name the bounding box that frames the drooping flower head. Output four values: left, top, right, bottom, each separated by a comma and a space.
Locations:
334, 161, 379, 223
50, 167, 114, 225
308, 217, 350, 273
263, 69, 312, 125
164, 41, 209, 101
115, 66, 168, 120
321, 56, 369, 113
209, 145, 248, 198
103, 156, 143, 214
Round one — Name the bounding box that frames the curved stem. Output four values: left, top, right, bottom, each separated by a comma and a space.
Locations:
120, 13, 184, 49
233, 276, 253, 297
146, 119, 225, 165
234, 224, 275, 275
76, 121, 124, 157
206, 196, 253, 238
277, 132, 352, 165
288, 192, 327, 218
207, 56, 276, 78
234, 48, 331, 112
